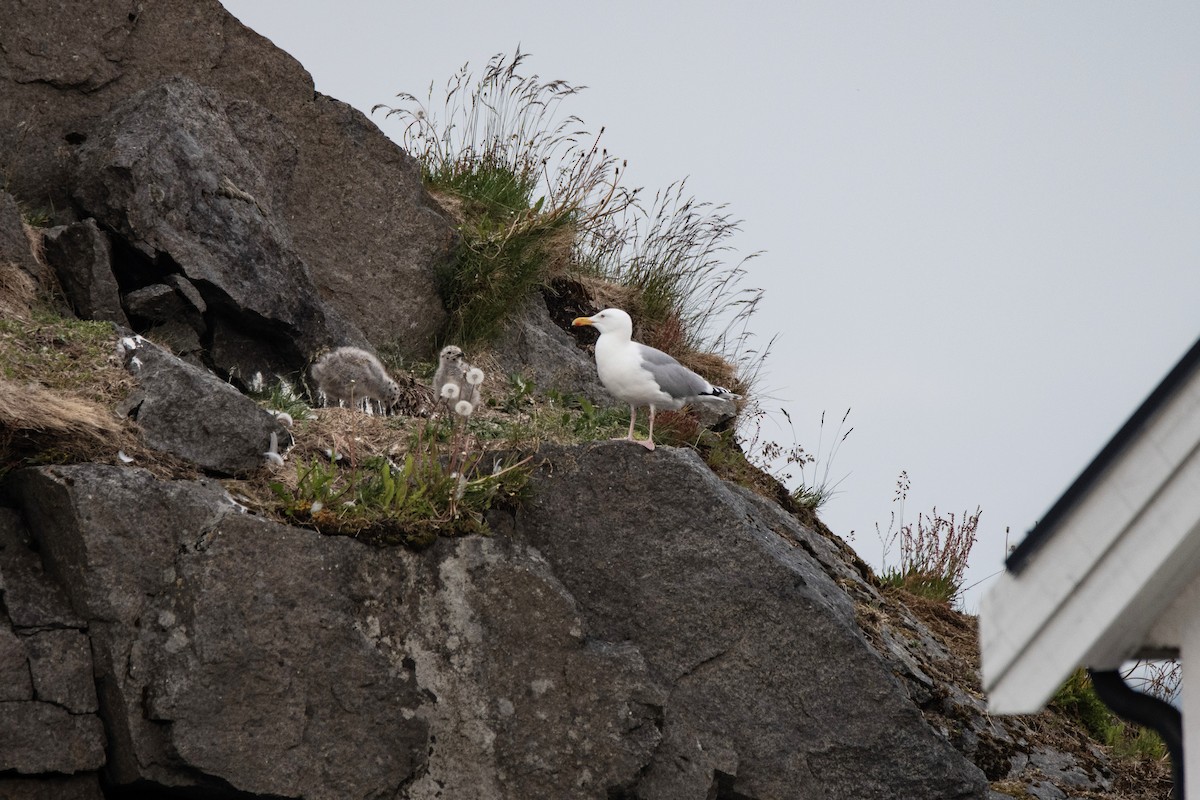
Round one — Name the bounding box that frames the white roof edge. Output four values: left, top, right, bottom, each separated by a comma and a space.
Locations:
983, 447, 1200, 714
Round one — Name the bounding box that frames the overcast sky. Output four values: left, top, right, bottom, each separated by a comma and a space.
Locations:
220, 1, 1200, 609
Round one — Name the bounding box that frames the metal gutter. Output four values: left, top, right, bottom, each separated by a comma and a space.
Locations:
1088, 668, 1183, 798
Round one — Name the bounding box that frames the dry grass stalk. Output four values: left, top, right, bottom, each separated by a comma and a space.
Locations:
0, 260, 36, 321
0, 379, 121, 439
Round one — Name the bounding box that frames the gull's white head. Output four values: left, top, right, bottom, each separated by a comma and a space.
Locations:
572, 308, 633, 337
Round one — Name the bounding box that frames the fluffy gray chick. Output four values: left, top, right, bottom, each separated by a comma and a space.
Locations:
311, 346, 401, 411
433, 345, 482, 409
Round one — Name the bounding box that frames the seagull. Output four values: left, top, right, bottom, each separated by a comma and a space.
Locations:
572, 308, 739, 450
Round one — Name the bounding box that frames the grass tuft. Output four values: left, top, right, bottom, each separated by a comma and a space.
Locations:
375, 48, 634, 346
376, 49, 770, 405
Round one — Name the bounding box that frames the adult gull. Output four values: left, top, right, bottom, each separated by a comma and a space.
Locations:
573, 308, 739, 450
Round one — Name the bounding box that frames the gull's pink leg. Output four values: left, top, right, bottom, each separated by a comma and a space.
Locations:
639, 406, 656, 450
614, 404, 638, 443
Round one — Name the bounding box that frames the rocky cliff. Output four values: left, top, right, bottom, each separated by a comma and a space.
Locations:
0, 2, 1169, 799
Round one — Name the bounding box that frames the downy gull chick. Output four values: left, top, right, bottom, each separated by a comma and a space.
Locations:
311, 346, 401, 412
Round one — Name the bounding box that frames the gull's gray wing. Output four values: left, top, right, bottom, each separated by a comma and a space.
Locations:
636, 343, 711, 399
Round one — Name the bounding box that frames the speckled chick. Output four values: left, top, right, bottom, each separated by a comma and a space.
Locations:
311, 346, 401, 410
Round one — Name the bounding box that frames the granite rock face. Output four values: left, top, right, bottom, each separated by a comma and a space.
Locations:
0, 0, 454, 359
5, 464, 670, 799
116, 334, 289, 477
492, 293, 611, 406
0, 509, 106, 789
0, 450, 993, 800
517, 444, 987, 799
71, 77, 357, 377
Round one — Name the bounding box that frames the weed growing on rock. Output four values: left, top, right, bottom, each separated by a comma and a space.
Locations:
734, 403, 850, 512
879, 506, 980, 605
248, 375, 311, 421
271, 421, 530, 548
874, 471, 981, 604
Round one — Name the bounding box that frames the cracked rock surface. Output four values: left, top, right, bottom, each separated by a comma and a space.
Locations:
1, 450, 988, 799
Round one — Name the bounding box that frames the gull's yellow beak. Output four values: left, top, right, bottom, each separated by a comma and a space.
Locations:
572, 316, 593, 327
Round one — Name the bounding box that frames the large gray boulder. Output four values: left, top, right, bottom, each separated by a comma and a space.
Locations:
2, 446, 991, 800
117, 333, 288, 476
7, 464, 664, 798
517, 444, 987, 799
492, 292, 610, 405
73, 77, 358, 377
40, 218, 129, 327
0, 0, 454, 358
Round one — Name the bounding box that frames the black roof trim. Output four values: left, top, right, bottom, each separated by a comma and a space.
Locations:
1006, 333, 1200, 574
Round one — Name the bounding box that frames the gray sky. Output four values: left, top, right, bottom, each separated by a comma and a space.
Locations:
221, 1, 1200, 608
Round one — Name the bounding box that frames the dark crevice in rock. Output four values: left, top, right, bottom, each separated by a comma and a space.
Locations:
542, 277, 596, 345
101, 777, 292, 800
677, 647, 732, 683
710, 770, 757, 800
104, 227, 167, 295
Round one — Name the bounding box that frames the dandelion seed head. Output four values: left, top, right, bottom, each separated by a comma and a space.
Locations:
455, 400, 474, 417
466, 367, 485, 386
441, 383, 460, 400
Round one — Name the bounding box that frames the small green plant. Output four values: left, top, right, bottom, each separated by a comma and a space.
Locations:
876, 471, 981, 604
544, 391, 633, 441
18, 203, 52, 228
271, 428, 531, 548
1051, 668, 1168, 762
501, 372, 536, 413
